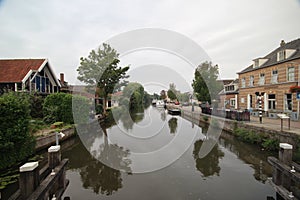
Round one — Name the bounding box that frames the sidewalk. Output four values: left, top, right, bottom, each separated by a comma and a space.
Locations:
175, 104, 300, 136
246, 115, 300, 136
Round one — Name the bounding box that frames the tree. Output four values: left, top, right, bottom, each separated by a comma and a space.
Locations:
160, 90, 167, 100
192, 61, 222, 103
121, 82, 144, 111
77, 43, 129, 114
43, 93, 89, 124
167, 83, 177, 100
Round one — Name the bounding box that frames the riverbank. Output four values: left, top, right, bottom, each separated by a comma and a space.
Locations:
167, 104, 300, 150
35, 127, 76, 151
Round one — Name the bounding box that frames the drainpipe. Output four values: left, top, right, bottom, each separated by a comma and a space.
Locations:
297, 64, 300, 120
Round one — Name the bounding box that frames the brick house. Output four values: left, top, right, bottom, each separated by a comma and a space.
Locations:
0, 58, 61, 94
237, 39, 300, 119
218, 79, 239, 109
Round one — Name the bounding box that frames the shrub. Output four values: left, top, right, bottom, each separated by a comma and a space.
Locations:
29, 94, 44, 118
43, 93, 89, 124
262, 138, 279, 151
0, 92, 35, 169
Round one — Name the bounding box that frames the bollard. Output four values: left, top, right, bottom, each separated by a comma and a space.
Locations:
48, 145, 61, 170
279, 143, 293, 166
19, 162, 40, 199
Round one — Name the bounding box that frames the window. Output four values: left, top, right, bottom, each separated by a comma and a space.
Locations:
249, 75, 254, 87
259, 73, 265, 85
230, 98, 236, 107
225, 85, 234, 92
241, 78, 246, 88
285, 94, 292, 111
278, 50, 286, 61
287, 67, 295, 81
271, 70, 278, 83
254, 60, 259, 68
268, 94, 276, 110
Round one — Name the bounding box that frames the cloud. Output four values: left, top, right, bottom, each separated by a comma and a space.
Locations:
0, 0, 300, 92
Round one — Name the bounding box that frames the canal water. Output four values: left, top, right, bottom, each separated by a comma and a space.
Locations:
62, 105, 276, 200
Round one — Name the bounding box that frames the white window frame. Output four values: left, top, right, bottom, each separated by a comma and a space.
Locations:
249, 75, 254, 87
230, 98, 236, 107
241, 78, 246, 88
271, 70, 278, 84
284, 93, 293, 111
259, 73, 265, 85
287, 67, 295, 82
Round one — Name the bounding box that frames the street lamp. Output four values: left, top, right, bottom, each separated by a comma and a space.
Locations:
255, 92, 265, 124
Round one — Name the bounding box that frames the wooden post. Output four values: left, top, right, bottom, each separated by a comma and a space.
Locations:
279, 143, 293, 166
19, 162, 40, 199
48, 145, 61, 170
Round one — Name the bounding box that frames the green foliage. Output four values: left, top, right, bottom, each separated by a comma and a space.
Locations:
29, 94, 44, 118
233, 127, 279, 151
43, 93, 89, 124
52, 121, 64, 127
203, 116, 209, 122
160, 90, 167, 100
167, 89, 177, 100
167, 83, 178, 100
0, 92, 35, 170
77, 43, 129, 113
121, 82, 145, 111
95, 104, 103, 114
29, 119, 48, 134
262, 138, 279, 151
192, 61, 222, 103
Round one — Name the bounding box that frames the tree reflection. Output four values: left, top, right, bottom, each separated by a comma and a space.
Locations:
193, 139, 224, 177
63, 127, 132, 195
118, 107, 145, 130
168, 117, 178, 134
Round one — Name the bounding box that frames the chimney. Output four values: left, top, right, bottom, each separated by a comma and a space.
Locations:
280, 40, 285, 47
60, 73, 64, 84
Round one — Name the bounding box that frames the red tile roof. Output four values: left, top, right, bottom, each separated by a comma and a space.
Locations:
0, 59, 46, 83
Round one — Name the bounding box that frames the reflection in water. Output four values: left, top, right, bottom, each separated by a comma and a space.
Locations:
193, 139, 224, 177
159, 108, 167, 121
117, 107, 145, 130
218, 131, 274, 183
168, 117, 178, 134
64, 127, 132, 195
62, 106, 275, 199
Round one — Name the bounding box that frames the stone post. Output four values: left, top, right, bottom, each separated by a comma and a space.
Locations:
279, 143, 293, 166
48, 145, 61, 169
19, 162, 40, 199
279, 143, 293, 191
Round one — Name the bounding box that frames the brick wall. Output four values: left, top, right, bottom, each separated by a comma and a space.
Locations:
238, 58, 300, 112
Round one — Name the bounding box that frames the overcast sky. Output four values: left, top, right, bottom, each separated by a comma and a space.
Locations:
1, 0, 300, 93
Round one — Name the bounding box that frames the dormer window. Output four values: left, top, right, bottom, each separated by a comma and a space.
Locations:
254, 60, 259, 68
278, 50, 286, 61
253, 58, 268, 68
225, 85, 235, 92
277, 49, 296, 61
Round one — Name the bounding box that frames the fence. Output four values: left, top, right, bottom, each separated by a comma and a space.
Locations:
201, 107, 250, 121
